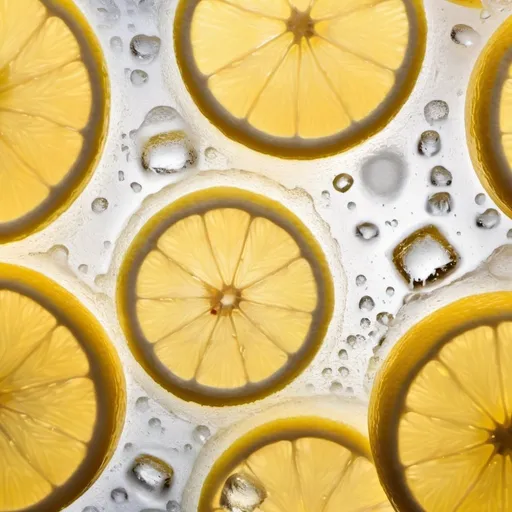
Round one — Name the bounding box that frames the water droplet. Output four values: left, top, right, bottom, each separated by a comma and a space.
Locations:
128, 23, 136, 32
475, 193, 486, 205
130, 34, 161, 62
418, 131, 441, 157
148, 417, 162, 430
347, 201, 356, 211
129, 454, 174, 494
136, 396, 149, 412
356, 223, 379, 240
104, 240, 112, 249
338, 367, 349, 377
118, 170, 125, 181
221, 473, 266, 512
356, 274, 367, 286
205, 147, 218, 161
451, 24, 480, 47
192, 425, 211, 445
507, 229, 512, 239
333, 173, 354, 193
427, 192, 453, 216
111, 488, 128, 503
476, 209, 500, 229
480, 9, 491, 20
377, 312, 394, 326
329, 381, 343, 394
184, 443, 193, 452
321, 190, 331, 207
82, 507, 99, 512
338, 349, 348, 360
386, 286, 395, 296
131, 182, 142, 193
124, 443, 134, 452
322, 367, 332, 377
131, 69, 149, 86
347, 335, 357, 347
360, 317, 371, 329
359, 296, 375, 312
167, 501, 181, 512
92, 197, 108, 213
78, 264, 88, 274
361, 152, 405, 198
110, 36, 123, 53
424, 100, 449, 124
430, 166, 452, 186
142, 132, 197, 174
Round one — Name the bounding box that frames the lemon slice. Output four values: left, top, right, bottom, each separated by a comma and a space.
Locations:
174, 0, 426, 158
0, 264, 124, 511
448, 0, 481, 6
369, 292, 512, 511
467, 18, 512, 218
117, 188, 333, 406
199, 417, 392, 511
0, 0, 108, 242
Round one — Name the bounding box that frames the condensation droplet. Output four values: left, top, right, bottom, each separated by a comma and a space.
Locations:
360, 317, 371, 329
424, 100, 449, 124
92, 197, 108, 213
430, 166, 452, 186
329, 381, 343, 394
347, 335, 357, 347
78, 264, 88, 274
475, 193, 486, 205
347, 202, 356, 211
359, 296, 375, 312
167, 501, 181, 512
480, 9, 491, 20
104, 240, 112, 249
507, 229, 512, 239
109, 36, 123, 53
111, 488, 128, 503
427, 192, 453, 216
451, 24, 480, 47
130, 34, 161, 62
131, 182, 142, 193
124, 443, 134, 452
131, 69, 149, 86
338, 349, 348, 360
192, 425, 211, 445
386, 286, 395, 296
136, 396, 149, 412
356, 223, 379, 240
476, 209, 500, 229
205, 147, 218, 161
82, 507, 99, 512
184, 443, 193, 452
321, 190, 331, 206
361, 152, 406, 198
356, 275, 367, 286
322, 368, 332, 378
118, 170, 125, 181
377, 312, 394, 326
333, 173, 354, 193
418, 130, 441, 157
338, 367, 349, 377
148, 417, 162, 430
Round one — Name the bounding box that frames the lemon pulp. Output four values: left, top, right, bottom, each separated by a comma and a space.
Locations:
0, 0, 108, 242
174, 0, 426, 158
117, 188, 333, 406
370, 292, 512, 511
200, 417, 392, 512
0, 264, 124, 511
467, 18, 512, 219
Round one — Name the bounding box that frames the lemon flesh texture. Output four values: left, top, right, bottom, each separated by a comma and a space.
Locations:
175, 0, 426, 158
0, 0, 107, 242
200, 418, 392, 512
370, 293, 512, 512
119, 189, 333, 406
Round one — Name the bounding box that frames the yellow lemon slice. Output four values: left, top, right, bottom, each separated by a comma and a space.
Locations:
0, 0, 108, 242
0, 264, 124, 511
467, 18, 512, 218
117, 188, 333, 406
369, 292, 512, 511
174, 0, 426, 159
199, 417, 392, 512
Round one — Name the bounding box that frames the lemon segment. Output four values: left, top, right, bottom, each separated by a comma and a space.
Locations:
370, 293, 512, 511
0, 0, 108, 242
118, 188, 333, 405
175, 0, 426, 158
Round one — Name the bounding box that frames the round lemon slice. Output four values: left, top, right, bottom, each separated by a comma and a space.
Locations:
0, 264, 124, 511
467, 18, 512, 218
117, 188, 333, 406
199, 417, 392, 512
174, 0, 426, 159
0, 0, 108, 242
369, 292, 512, 511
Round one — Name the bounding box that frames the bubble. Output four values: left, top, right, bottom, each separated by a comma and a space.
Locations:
92, 197, 108, 213
329, 381, 343, 394
355, 223, 379, 240
148, 417, 162, 430
333, 173, 354, 193
322, 367, 333, 377
167, 501, 181, 512
192, 425, 211, 444
359, 296, 375, 312
377, 312, 394, 326
142, 132, 197, 174
356, 275, 367, 286
360, 317, 371, 329
78, 264, 88, 274
338, 367, 349, 377
475, 193, 486, 205
131, 69, 149, 86
135, 396, 149, 412
476, 209, 500, 229
131, 182, 142, 193
427, 192, 453, 216
386, 286, 395, 296
347, 202, 356, 211
129, 454, 174, 494
361, 152, 405, 198
418, 131, 441, 157
221, 473, 267, 512
130, 34, 161, 62
118, 170, 125, 181
430, 166, 452, 187
424, 100, 449, 124
109, 36, 123, 53
111, 488, 128, 503
451, 24, 480, 47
